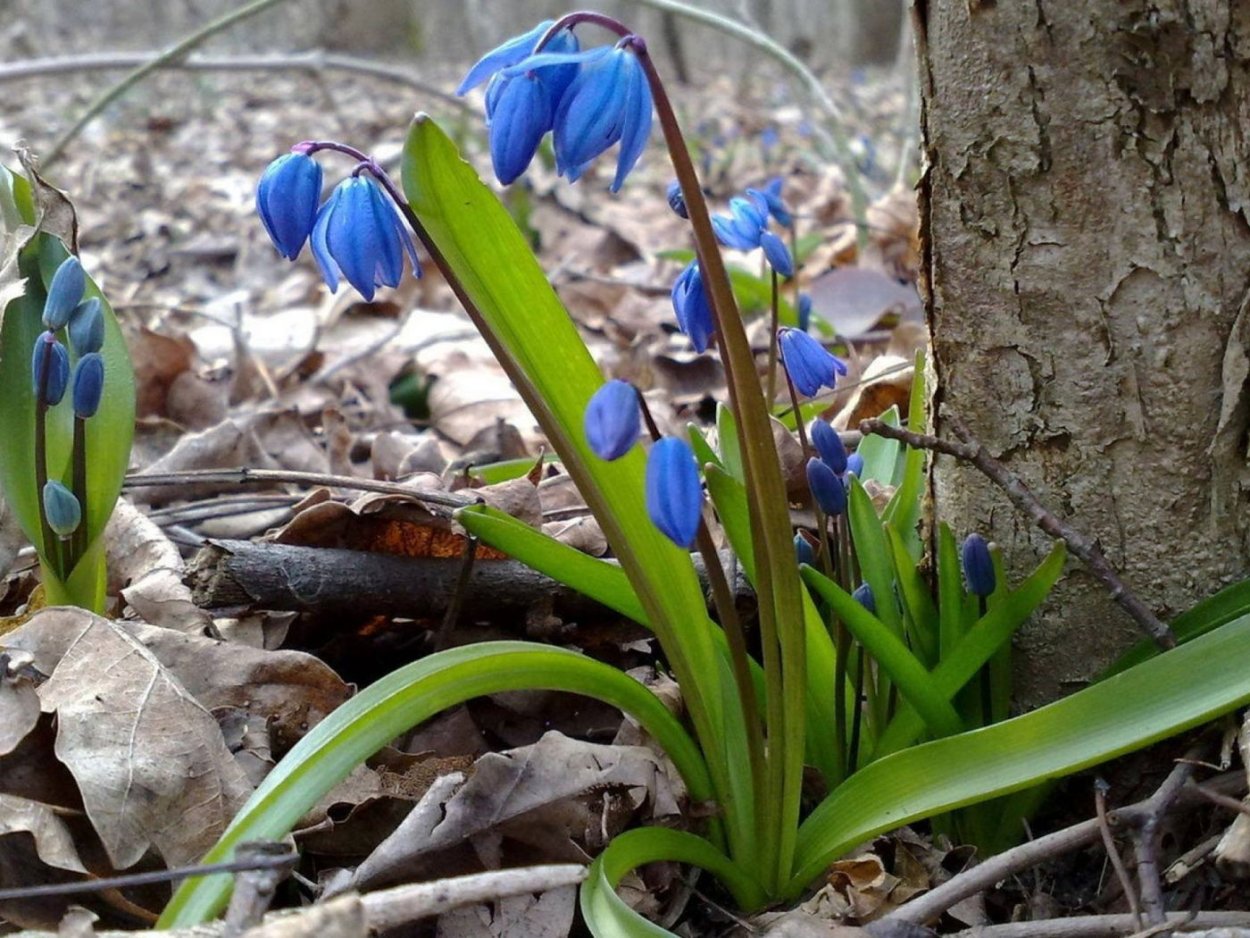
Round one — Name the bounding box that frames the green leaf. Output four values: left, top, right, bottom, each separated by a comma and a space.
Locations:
885, 523, 938, 667
714, 402, 744, 484
846, 477, 902, 636
855, 405, 902, 486
788, 611, 1250, 893
881, 349, 926, 557
159, 642, 712, 927
1106, 577, 1250, 676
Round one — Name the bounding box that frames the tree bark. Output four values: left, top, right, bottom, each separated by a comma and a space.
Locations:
918, 1, 1250, 707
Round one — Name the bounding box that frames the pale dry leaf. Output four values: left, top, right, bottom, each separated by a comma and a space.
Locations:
833, 355, 913, 432
807, 268, 921, 339
436, 887, 576, 938
105, 499, 214, 633
0, 794, 87, 874
0, 495, 25, 587
476, 478, 542, 528
0, 667, 40, 756
4, 608, 253, 869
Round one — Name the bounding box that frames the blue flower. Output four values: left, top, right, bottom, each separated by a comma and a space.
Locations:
712, 196, 765, 249
962, 533, 996, 597
666, 180, 688, 219
760, 230, 794, 277
852, 582, 876, 614
778, 327, 847, 397
72, 352, 104, 419
810, 419, 847, 474
846, 452, 864, 477
806, 457, 847, 516
520, 44, 652, 190
794, 532, 815, 566
256, 152, 323, 261
68, 298, 103, 356
486, 72, 554, 185
797, 293, 813, 332
763, 177, 793, 227
31, 331, 69, 406
42, 256, 85, 331
311, 176, 420, 301
42, 480, 81, 539
646, 437, 703, 548
457, 20, 577, 95
671, 261, 715, 353
585, 380, 640, 461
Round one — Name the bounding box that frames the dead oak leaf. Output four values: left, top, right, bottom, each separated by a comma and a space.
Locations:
8, 609, 252, 870
0, 793, 86, 874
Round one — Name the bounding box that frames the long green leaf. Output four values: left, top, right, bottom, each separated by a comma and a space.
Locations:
789, 613, 1250, 892
158, 642, 711, 927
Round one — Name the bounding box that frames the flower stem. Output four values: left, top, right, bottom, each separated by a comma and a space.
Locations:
71, 416, 88, 571
33, 341, 58, 579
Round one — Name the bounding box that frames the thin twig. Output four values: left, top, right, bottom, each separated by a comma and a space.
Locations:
0, 847, 297, 902
43, 0, 294, 166
1187, 781, 1250, 818
946, 911, 1250, 938
1095, 778, 1142, 929
858, 416, 1176, 649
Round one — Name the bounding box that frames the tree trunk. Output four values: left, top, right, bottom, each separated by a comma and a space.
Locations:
917, 1, 1250, 708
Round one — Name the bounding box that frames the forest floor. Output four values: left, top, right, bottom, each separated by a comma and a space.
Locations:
0, 45, 1247, 938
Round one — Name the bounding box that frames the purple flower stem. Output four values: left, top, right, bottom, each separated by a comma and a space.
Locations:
33, 341, 60, 577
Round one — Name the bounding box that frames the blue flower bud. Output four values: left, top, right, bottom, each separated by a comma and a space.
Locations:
794, 533, 815, 567
67, 297, 104, 355
852, 582, 876, 615
671, 261, 715, 353
712, 196, 765, 250
763, 176, 793, 227
810, 419, 848, 474
31, 331, 69, 406
806, 457, 846, 516
42, 480, 81, 539
311, 175, 421, 301
779, 327, 848, 397
962, 533, 996, 597
760, 230, 794, 277
846, 452, 864, 477
487, 71, 554, 185
666, 180, 688, 219
72, 352, 104, 419
42, 256, 86, 331
797, 293, 813, 332
584, 379, 640, 461
646, 437, 703, 548
256, 152, 323, 261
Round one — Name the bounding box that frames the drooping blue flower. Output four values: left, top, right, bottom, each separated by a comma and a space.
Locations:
67, 298, 103, 356
806, 457, 847, 516
31, 331, 69, 406
760, 230, 794, 277
311, 175, 420, 301
846, 452, 864, 478
671, 261, 715, 353
810, 419, 847, 475
42, 480, 81, 539
585, 379, 640, 461
42, 256, 86, 331
962, 533, 996, 597
72, 352, 104, 419
666, 180, 688, 219
646, 437, 703, 548
486, 72, 554, 185
256, 152, 323, 261
457, 20, 578, 95
763, 176, 793, 227
794, 532, 815, 567
712, 196, 765, 250
778, 327, 847, 397
797, 293, 813, 332
852, 582, 876, 615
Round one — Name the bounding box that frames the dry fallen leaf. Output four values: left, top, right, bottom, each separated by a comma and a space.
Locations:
4, 608, 253, 869
0, 664, 40, 757
0, 793, 87, 874
437, 886, 577, 938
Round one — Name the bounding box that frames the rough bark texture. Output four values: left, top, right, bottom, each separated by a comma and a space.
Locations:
917, 1, 1250, 707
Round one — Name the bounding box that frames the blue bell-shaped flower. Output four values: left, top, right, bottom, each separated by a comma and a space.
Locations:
778, 327, 847, 397
31, 331, 70, 406
671, 261, 715, 353
646, 437, 703, 548
962, 533, 996, 597
666, 180, 688, 219
712, 196, 765, 250
584, 379, 640, 461
457, 20, 579, 95
311, 176, 421, 301
42, 256, 86, 331
256, 152, 323, 260
486, 71, 554, 185
810, 419, 847, 475
852, 582, 876, 615
794, 532, 815, 567
72, 352, 104, 419
797, 293, 813, 332
42, 480, 81, 539
67, 298, 104, 356
760, 230, 794, 277
806, 456, 847, 516
763, 177, 793, 227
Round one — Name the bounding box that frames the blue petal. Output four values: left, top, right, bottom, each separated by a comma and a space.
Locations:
553, 48, 627, 177
611, 51, 652, 192
806, 457, 847, 516
852, 582, 876, 614
72, 352, 105, 419
646, 437, 703, 548
962, 533, 996, 597
364, 179, 404, 289
584, 379, 640, 460
779, 328, 843, 397
42, 256, 86, 331
760, 230, 794, 277
327, 180, 380, 299
42, 481, 81, 538
256, 153, 322, 260
762, 177, 793, 226
810, 419, 847, 474
67, 297, 104, 356
671, 262, 714, 353
457, 20, 556, 95
32, 332, 70, 406
489, 73, 554, 185
311, 186, 343, 293
712, 215, 757, 250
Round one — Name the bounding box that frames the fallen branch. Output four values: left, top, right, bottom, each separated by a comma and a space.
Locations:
947, 911, 1250, 938
858, 416, 1176, 649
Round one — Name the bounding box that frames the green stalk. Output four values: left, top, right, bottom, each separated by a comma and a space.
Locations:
33, 340, 59, 579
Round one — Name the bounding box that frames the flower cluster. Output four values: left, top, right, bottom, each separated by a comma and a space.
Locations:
458, 20, 653, 191
32, 256, 107, 539
711, 178, 794, 277
256, 150, 420, 302
805, 418, 854, 517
